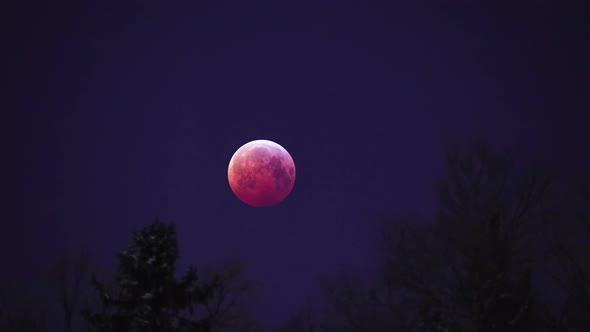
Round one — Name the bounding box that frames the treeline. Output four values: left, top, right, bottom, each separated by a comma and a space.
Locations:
280, 141, 590, 332
0, 221, 260, 332
1, 140, 588, 331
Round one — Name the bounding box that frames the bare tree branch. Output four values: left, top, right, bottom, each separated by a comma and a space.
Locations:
48, 249, 96, 332
202, 261, 262, 332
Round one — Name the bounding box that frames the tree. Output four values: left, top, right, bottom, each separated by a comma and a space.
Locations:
278, 302, 320, 332
203, 261, 262, 332
49, 249, 95, 332
305, 141, 553, 332
543, 175, 590, 331
82, 219, 221, 332
319, 274, 409, 332
418, 141, 550, 331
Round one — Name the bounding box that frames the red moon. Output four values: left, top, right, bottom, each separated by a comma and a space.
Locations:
228, 140, 296, 207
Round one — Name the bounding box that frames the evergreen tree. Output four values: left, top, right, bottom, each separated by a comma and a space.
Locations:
83, 219, 220, 332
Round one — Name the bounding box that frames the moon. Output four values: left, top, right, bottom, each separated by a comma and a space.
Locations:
228, 139, 296, 207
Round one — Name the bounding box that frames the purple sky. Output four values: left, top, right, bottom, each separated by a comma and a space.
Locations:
4, 1, 589, 329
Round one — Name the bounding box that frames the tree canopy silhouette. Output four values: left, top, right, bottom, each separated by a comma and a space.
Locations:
48, 249, 95, 332
304, 141, 560, 332
82, 219, 221, 332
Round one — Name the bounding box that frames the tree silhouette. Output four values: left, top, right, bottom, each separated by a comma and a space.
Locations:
419, 141, 550, 331
300, 141, 555, 331
318, 273, 410, 331
82, 219, 221, 332
543, 175, 590, 331
278, 303, 320, 332
202, 261, 262, 332
48, 249, 95, 332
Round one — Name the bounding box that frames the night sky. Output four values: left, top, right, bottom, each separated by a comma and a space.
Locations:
4, 0, 589, 329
